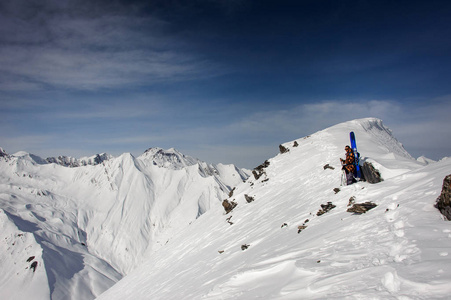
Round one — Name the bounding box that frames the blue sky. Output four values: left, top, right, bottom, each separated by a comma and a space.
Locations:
1, 0, 450, 168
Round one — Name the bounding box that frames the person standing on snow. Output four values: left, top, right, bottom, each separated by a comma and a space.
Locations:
341, 145, 356, 185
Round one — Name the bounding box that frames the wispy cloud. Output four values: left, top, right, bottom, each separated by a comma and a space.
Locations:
0, 1, 219, 91
181, 99, 449, 165
222, 100, 400, 141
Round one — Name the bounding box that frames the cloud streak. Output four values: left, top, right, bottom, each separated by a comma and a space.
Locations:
0, 0, 219, 91
1, 98, 449, 168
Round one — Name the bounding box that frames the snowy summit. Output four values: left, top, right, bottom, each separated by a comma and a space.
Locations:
1, 118, 450, 300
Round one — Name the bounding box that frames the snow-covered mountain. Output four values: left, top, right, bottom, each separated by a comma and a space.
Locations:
96, 118, 451, 299
0, 147, 250, 300
45, 153, 113, 167
1, 118, 450, 300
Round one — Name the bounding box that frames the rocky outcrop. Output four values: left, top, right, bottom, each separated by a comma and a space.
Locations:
0, 148, 8, 157
279, 144, 289, 154
361, 161, 383, 183
323, 164, 335, 170
222, 200, 238, 214
347, 202, 377, 214
435, 174, 451, 220
244, 194, 255, 203
46, 153, 112, 167
317, 202, 336, 216
252, 160, 270, 180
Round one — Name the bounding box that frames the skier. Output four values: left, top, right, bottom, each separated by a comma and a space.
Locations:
341, 145, 356, 185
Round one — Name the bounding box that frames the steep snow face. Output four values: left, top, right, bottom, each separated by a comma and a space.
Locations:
0, 148, 249, 300
98, 118, 451, 300
139, 147, 251, 190
0, 209, 50, 300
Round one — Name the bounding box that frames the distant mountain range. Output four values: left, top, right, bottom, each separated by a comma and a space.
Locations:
0, 146, 250, 300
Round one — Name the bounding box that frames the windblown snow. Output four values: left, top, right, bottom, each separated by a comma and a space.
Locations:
1, 118, 450, 300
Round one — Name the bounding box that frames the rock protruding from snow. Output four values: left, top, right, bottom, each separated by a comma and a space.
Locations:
435, 174, 451, 220
347, 202, 378, 214
0, 147, 8, 157
361, 161, 383, 183
222, 199, 238, 214
252, 160, 270, 180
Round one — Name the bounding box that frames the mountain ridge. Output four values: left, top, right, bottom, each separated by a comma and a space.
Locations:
1, 118, 450, 300
0, 145, 250, 300
97, 118, 451, 299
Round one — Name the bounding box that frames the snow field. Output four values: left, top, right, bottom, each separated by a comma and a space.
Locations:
0, 146, 247, 299
98, 118, 451, 299
1, 118, 450, 299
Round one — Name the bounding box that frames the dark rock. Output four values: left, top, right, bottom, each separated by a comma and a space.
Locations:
435, 174, 451, 220
293, 141, 299, 147
348, 196, 356, 206
218, 250, 224, 254
252, 160, 270, 180
228, 187, 236, 197
0, 148, 9, 157
244, 194, 255, 203
323, 164, 335, 170
222, 200, 238, 214
26, 256, 35, 262
279, 144, 289, 154
241, 244, 250, 251
255, 160, 270, 171
347, 202, 377, 214
30, 261, 38, 272
361, 161, 383, 183
317, 202, 336, 216
297, 225, 308, 233
333, 188, 340, 194
226, 216, 234, 225
281, 223, 288, 228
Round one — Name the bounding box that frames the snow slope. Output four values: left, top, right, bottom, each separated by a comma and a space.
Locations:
0, 148, 249, 300
97, 118, 451, 299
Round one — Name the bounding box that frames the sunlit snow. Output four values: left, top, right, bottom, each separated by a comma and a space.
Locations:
1, 118, 450, 300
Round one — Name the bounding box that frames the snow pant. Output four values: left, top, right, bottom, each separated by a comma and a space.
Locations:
346, 171, 354, 185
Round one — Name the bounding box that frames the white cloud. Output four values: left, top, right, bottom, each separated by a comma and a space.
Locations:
189, 99, 448, 165
0, 2, 220, 91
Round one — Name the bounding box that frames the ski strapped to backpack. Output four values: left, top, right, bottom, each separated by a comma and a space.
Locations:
349, 131, 362, 179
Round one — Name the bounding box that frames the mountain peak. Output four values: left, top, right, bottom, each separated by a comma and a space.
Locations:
97, 119, 451, 300
140, 147, 199, 170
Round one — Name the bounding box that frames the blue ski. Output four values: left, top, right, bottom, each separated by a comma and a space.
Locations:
349, 131, 361, 179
